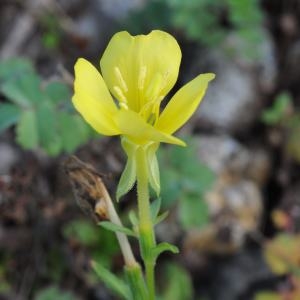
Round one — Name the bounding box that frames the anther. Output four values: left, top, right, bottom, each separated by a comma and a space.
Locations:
114, 67, 128, 92
113, 86, 127, 103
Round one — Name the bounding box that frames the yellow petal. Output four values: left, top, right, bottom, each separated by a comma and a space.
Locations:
156, 73, 215, 134
114, 109, 185, 146
100, 30, 181, 112
73, 58, 120, 135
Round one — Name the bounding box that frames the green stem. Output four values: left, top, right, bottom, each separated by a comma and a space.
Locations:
125, 264, 149, 300
136, 146, 156, 300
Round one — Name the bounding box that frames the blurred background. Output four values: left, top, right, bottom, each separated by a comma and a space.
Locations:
1, 0, 300, 299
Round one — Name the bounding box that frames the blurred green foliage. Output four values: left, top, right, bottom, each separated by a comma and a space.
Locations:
159, 263, 194, 300
261, 92, 300, 163
0, 58, 95, 156
125, 0, 264, 59
261, 92, 292, 125
255, 233, 300, 300
34, 286, 78, 300
159, 138, 215, 229
40, 14, 61, 49
63, 219, 119, 269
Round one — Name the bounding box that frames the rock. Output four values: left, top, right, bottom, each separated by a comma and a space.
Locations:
185, 31, 277, 133
206, 247, 276, 300
0, 143, 18, 174
194, 51, 261, 133
183, 135, 268, 256
195, 134, 271, 186
274, 182, 300, 231
99, 0, 147, 19
183, 176, 263, 256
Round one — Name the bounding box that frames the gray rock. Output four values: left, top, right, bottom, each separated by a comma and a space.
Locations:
187, 30, 277, 133
195, 134, 271, 186
0, 143, 18, 174
99, 0, 147, 19
194, 51, 261, 133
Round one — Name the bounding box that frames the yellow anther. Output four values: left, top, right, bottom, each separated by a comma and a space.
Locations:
114, 67, 128, 92
113, 86, 127, 103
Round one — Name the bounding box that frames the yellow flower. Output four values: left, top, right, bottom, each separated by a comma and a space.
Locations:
73, 30, 215, 199
73, 30, 215, 147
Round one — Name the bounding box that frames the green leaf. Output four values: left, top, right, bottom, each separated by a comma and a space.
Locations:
63, 220, 99, 246
0, 58, 34, 81
150, 197, 161, 222
16, 110, 39, 149
1, 73, 42, 107
44, 81, 71, 105
178, 194, 209, 230
261, 92, 292, 125
128, 210, 139, 226
36, 101, 62, 156
58, 112, 91, 153
152, 242, 179, 260
154, 211, 169, 225
160, 168, 181, 207
34, 286, 78, 300
161, 263, 193, 300
0, 103, 21, 133
99, 221, 137, 237
92, 261, 131, 300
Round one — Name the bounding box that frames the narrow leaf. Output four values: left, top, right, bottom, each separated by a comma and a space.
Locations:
150, 197, 161, 222
152, 242, 179, 260
128, 210, 139, 226
91, 261, 131, 300
154, 211, 169, 225
99, 221, 137, 237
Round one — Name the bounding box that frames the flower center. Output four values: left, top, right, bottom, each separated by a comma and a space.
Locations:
112, 65, 170, 124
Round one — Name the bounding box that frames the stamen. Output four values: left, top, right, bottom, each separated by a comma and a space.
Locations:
119, 102, 129, 110
138, 66, 147, 90
114, 67, 128, 92
113, 86, 127, 103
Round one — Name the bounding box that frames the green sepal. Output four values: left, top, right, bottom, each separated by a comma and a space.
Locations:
152, 242, 179, 260
146, 142, 160, 196
91, 260, 131, 300
117, 138, 138, 201
99, 221, 137, 238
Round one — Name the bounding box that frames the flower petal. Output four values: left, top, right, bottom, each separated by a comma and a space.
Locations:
155, 73, 215, 134
114, 109, 185, 146
73, 58, 120, 135
100, 30, 181, 112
